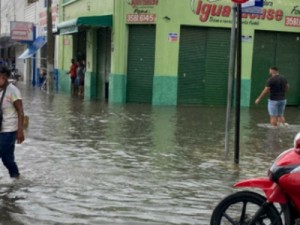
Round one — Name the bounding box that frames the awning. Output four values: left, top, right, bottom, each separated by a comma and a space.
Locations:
0, 36, 20, 49
18, 36, 47, 59
57, 15, 112, 35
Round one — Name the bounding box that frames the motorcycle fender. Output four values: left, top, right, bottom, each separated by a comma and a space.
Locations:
234, 177, 287, 203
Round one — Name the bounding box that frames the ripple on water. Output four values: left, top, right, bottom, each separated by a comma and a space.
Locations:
2, 84, 299, 224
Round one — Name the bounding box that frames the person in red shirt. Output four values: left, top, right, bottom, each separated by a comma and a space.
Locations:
66, 59, 77, 95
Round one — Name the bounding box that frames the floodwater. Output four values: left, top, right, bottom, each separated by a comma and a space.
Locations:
1, 84, 300, 225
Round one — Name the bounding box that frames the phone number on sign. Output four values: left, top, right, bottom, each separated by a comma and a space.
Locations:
127, 14, 156, 23
285, 16, 300, 27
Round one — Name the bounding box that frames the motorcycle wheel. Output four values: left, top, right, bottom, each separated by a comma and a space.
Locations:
210, 190, 283, 225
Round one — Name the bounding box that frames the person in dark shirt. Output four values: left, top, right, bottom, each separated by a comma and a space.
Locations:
255, 67, 289, 127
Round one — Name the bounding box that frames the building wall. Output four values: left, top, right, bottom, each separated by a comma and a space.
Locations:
0, 0, 26, 81
0, 0, 59, 86
62, 0, 113, 20
110, 0, 300, 106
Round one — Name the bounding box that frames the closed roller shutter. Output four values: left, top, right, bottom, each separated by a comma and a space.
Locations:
177, 27, 206, 105
276, 33, 300, 105
251, 31, 300, 106
127, 25, 156, 103
177, 26, 230, 105
205, 29, 231, 105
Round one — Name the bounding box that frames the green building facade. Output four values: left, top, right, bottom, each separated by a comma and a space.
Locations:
57, 0, 113, 100
57, 0, 300, 107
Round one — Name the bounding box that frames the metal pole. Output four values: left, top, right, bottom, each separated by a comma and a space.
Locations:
234, 3, 242, 164
47, 0, 55, 94
225, 4, 237, 158
0, 0, 2, 38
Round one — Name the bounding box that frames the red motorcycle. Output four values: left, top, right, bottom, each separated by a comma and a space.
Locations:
210, 133, 300, 225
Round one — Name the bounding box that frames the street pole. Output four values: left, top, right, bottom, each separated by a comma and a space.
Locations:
47, 0, 55, 94
234, 3, 242, 164
0, 0, 2, 39
225, 4, 237, 158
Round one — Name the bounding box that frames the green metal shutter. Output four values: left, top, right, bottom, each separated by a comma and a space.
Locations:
204, 28, 231, 105
178, 27, 206, 105
177, 26, 230, 105
276, 33, 300, 105
251, 31, 300, 106
127, 25, 156, 103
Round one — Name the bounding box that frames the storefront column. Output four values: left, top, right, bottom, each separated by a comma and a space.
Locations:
84, 29, 97, 99
109, 0, 127, 103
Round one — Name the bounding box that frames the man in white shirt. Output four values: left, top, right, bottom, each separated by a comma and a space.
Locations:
0, 66, 24, 178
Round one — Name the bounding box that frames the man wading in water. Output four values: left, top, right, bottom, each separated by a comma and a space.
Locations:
255, 66, 289, 127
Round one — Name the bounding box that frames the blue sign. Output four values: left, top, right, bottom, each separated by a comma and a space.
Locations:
242, 0, 263, 14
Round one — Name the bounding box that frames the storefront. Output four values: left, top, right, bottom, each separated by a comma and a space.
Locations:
109, 0, 300, 106
57, 0, 113, 100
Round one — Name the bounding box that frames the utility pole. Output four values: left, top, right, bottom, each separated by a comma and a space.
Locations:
47, 0, 55, 94
225, 4, 237, 158
234, 3, 242, 164
231, 0, 249, 164
0, 0, 2, 39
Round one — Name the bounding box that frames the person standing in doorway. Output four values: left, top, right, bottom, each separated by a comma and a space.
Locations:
77, 60, 85, 97
255, 66, 289, 127
0, 66, 24, 179
66, 59, 77, 95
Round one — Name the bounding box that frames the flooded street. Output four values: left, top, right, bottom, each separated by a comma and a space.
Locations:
1, 84, 300, 225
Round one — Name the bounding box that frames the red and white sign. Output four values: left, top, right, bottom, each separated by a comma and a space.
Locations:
39, 5, 58, 27
285, 16, 300, 27
232, 0, 249, 3
127, 0, 159, 7
10, 21, 34, 41
127, 14, 156, 23
168, 33, 178, 42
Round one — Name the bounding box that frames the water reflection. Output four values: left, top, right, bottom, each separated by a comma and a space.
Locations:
0, 183, 25, 225
2, 84, 300, 224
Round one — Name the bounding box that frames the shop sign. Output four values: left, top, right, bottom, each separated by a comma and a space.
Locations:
126, 0, 159, 8
39, 5, 58, 34
285, 6, 300, 27
232, 0, 248, 3
190, 0, 293, 27
10, 21, 34, 41
168, 33, 178, 42
242, 35, 253, 42
190, 0, 300, 29
285, 16, 300, 27
126, 0, 159, 24
192, 0, 283, 23
127, 14, 156, 23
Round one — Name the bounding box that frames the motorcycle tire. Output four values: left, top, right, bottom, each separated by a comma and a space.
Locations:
210, 190, 283, 225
